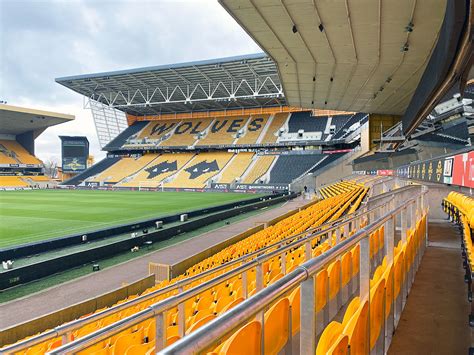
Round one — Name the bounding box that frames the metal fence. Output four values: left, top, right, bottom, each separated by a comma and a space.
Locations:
30, 184, 427, 354
160, 186, 427, 354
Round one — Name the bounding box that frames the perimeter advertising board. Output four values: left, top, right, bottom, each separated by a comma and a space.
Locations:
395, 150, 473, 188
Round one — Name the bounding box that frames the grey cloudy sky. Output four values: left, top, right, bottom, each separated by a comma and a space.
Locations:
0, 0, 260, 163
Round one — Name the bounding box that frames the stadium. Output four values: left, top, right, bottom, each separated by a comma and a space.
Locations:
0, 0, 473, 354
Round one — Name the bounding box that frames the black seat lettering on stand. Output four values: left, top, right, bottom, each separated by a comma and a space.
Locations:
175, 122, 193, 134
227, 119, 244, 133
151, 122, 176, 136
248, 117, 264, 131
211, 120, 228, 133
190, 121, 204, 134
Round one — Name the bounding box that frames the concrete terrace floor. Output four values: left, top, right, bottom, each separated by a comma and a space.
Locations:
0, 196, 309, 330
389, 221, 472, 354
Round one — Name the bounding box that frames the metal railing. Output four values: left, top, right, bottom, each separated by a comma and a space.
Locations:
1, 192, 376, 354
161, 186, 428, 354
42, 184, 425, 354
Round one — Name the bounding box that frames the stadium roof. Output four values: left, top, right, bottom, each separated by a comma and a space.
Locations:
0, 104, 74, 135
56, 53, 286, 116
219, 0, 447, 116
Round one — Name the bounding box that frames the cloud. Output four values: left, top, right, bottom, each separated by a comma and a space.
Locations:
0, 0, 260, 162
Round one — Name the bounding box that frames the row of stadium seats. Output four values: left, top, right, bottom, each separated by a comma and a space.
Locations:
319, 180, 358, 199
109, 111, 368, 151
0, 140, 42, 165
6, 181, 367, 353
76, 151, 343, 188
0, 176, 29, 187
119, 153, 195, 188
241, 155, 275, 183
268, 154, 325, 184
90, 155, 159, 184
75, 183, 368, 353
201, 203, 426, 355
163, 152, 234, 188
217, 152, 254, 184
442, 192, 474, 325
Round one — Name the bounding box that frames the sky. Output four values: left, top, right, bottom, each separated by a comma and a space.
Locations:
0, 0, 261, 164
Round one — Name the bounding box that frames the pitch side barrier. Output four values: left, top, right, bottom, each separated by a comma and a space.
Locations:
0, 193, 294, 290
0, 193, 284, 262
0, 185, 395, 353
34, 185, 425, 355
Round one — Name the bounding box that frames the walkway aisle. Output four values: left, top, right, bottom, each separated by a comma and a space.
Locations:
389, 221, 472, 354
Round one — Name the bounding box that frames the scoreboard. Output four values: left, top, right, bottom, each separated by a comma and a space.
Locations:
60, 136, 89, 173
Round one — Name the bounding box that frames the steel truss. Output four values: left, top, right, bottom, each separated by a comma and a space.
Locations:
86, 99, 128, 148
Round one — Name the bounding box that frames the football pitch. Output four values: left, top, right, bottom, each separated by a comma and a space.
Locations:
0, 189, 260, 248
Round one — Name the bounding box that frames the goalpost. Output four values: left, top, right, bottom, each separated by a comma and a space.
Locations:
138, 181, 163, 191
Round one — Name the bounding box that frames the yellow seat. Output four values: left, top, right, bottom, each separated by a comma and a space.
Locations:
316, 321, 348, 355
113, 329, 144, 355
124, 342, 154, 355
342, 300, 369, 354
186, 314, 216, 334
289, 287, 300, 335
217, 321, 262, 355
264, 297, 289, 354
220, 297, 245, 314
315, 270, 328, 312
369, 279, 386, 350
341, 252, 352, 286
328, 260, 341, 300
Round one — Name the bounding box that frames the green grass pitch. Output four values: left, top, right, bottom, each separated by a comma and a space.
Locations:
0, 189, 259, 249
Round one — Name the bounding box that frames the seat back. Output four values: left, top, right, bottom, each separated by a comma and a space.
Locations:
219, 321, 262, 355
289, 287, 301, 335
369, 279, 386, 349
316, 321, 344, 355
264, 298, 290, 354
342, 300, 369, 354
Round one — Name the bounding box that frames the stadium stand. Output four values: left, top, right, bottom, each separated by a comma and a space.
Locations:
137, 119, 181, 141
332, 113, 368, 139
287, 111, 327, 133
156, 184, 427, 355
327, 115, 351, 137
196, 117, 246, 146
260, 112, 288, 143
241, 155, 275, 183
62, 157, 121, 186
0, 176, 29, 187
234, 115, 269, 145
268, 154, 326, 184
119, 153, 195, 187
442, 192, 474, 324
217, 152, 254, 183
103, 121, 149, 150
89, 155, 159, 183
2, 180, 367, 353
164, 152, 234, 188
0, 151, 17, 164
416, 121, 470, 146
0, 140, 42, 165
159, 118, 213, 147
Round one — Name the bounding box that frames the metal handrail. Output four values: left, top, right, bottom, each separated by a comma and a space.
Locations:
45, 185, 424, 354
161, 189, 427, 354
2, 186, 386, 353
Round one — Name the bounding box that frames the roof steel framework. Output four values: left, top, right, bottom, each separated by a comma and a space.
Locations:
56, 53, 286, 117
57, 54, 288, 147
